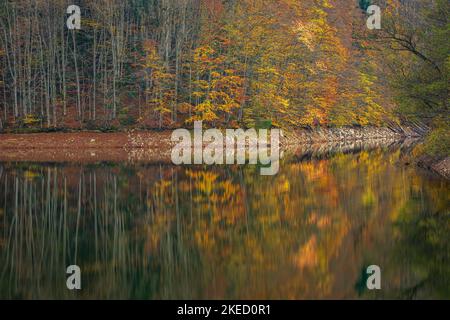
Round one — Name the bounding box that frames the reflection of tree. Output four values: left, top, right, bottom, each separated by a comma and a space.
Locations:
354, 164, 450, 299
380, 188, 449, 299
0, 149, 448, 299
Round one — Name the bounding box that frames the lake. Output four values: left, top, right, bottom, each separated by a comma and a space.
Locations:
0, 141, 448, 299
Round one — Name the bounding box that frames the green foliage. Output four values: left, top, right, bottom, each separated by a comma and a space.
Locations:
118, 108, 137, 127
359, 0, 372, 11
384, 0, 449, 124
255, 120, 272, 130
423, 124, 450, 158
119, 115, 137, 127
372, 0, 449, 160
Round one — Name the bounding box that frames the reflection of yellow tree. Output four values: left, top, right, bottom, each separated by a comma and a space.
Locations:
185, 169, 244, 251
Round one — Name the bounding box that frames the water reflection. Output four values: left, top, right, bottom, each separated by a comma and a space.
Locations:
0, 145, 448, 299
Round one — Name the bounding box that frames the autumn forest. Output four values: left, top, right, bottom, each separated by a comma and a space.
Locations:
0, 0, 447, 135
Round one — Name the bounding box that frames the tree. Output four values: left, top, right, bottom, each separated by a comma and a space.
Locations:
142, 41, 174, 128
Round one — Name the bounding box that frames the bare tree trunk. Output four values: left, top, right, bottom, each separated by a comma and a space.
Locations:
72, 30, 81, 120
92, 28, 97, 121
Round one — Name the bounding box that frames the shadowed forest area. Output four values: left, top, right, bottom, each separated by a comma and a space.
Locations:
0, 0, 447, 136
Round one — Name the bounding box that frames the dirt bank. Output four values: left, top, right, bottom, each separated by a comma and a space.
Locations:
0, 127, 441, 177
0, 131, 173, 163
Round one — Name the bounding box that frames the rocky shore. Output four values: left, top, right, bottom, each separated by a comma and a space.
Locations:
416, 156, 450, 180
282, 126, 421, 145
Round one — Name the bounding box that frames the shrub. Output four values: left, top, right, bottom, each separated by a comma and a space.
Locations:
422, 125, 450, 158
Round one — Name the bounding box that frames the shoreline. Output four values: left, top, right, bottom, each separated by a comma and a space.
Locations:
0, 126, 421, 148
1, 128, 447, 180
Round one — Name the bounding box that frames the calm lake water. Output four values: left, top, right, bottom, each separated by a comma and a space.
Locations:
0, 143, 449, 299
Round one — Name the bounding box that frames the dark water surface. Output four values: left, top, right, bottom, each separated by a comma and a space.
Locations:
0, 144, 448, 299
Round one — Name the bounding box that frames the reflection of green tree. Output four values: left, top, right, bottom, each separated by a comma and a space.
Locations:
392, 203, 449, 299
